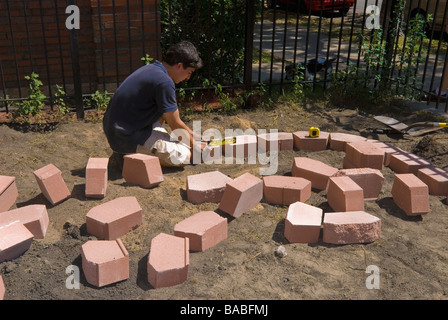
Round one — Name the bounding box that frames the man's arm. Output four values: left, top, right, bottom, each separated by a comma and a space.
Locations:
162, 109, 205, 150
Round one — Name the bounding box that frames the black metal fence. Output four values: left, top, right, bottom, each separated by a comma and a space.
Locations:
1, 0, 448, 116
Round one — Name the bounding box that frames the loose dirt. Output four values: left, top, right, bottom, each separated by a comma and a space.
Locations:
1, 99, 447, 301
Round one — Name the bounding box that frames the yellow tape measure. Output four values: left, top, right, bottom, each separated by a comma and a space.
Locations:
309, 127, 320, 138
208, 137, 236, 146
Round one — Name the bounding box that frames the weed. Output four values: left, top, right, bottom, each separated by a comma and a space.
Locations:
12, 72, 46, 124
141, 53, 154, 65
53, 85, 71, 121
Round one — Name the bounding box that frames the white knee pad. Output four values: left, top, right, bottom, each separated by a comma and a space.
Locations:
153, 139, 191, 167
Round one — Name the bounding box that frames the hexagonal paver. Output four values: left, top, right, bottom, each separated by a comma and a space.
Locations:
174, 211, 227, 251
284, 201, 323, 244
147, 233, 189, 289
81, 239, 129, 287
186, 171, 232, 204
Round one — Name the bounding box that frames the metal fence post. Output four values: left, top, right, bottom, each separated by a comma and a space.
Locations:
67, 0, 84, 119
244, 0, 255, 92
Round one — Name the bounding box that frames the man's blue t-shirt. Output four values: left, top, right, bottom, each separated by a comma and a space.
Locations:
102, 61, 178, 154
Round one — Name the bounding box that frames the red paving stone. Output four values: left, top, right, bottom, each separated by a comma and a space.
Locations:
292, 131, 329, 151
85, 157, 109, 198
0, 176, 18, 213
186, 171, 232, 204
33, 164, 71, 205
335, 168, 384, 201
329, 133, 367, 151
327, 176, 364, 212
86, 196, 143, 240
263, 175, 311, 205
292, 157, 338, 191
323, 211, 381, 244
174, 211, 227, 252
284, 201, 323, 243
147, 233, 190, 289
0, 204, 49, 239
417, 166, 448, 196
344, 141, 384, 170
0, 275, 5, 300
0, 221, 34, 263
389, 152, 431, 174
218, 172, 263, 218
391, 173, 430, 216
223, 135, 258, 160
81, 239, 129, 287
122, 153, 164, 188
258, 132, 294, 152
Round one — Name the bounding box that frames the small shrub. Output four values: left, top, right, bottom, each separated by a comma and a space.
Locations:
12, 72, 47, 124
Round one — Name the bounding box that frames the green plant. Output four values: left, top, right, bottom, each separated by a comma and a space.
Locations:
141, 53, 154, 65
292, 63, 306, 99
160, 0, 261, 87
394, 12, 432, 99
53, 84, 71, 119
357, 0, 431, 101
214, 83, 237, 114
84, 90, 110, 112
12, 72, 46, 124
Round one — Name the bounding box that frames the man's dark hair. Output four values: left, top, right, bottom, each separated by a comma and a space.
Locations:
163, 41, 203, 70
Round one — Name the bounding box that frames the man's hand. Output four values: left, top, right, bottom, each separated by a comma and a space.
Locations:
163, 109, 197, 148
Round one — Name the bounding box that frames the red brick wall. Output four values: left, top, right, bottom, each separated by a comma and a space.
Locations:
0, 0, 161, 97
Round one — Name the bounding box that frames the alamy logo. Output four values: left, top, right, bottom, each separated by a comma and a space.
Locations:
66, 5, 80, 30
65, 265, 80, 289
365, 265, 380, 289
365, 5, 381, 30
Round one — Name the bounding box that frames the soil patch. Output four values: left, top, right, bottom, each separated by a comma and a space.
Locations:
1, 101, 448, 301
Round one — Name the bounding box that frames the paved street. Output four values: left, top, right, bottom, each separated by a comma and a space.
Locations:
252, 0, 445, 95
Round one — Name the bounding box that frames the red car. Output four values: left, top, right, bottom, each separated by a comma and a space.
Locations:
268, 0, 355, 15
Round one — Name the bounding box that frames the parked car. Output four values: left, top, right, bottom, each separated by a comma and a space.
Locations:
267, 0, 355, 16
403, 0, 448, 35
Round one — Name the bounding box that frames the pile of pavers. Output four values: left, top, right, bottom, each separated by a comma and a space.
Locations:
1, 129, 448, 297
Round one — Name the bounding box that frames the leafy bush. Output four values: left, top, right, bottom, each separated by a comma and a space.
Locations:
160, 0, 259, 88
12, 72, 46, 124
